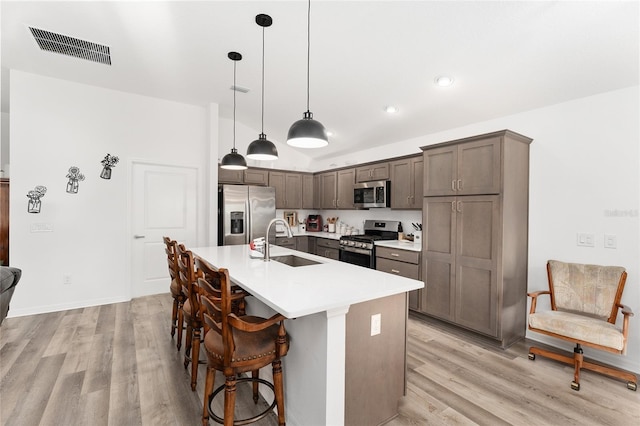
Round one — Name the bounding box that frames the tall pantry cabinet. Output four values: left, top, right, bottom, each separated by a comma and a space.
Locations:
420, 130, 532, 348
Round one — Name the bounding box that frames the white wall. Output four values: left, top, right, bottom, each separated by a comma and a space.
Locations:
318, 86, 640, 373
1, 112, 9, 176
8, 71, 212, 315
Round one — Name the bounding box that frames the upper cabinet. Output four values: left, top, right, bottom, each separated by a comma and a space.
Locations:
218, 166, 269, 186
318, 169, 355, 209
390, 156, 423, 209
355, 162, 390, 182
269, 171, 303, 209
423, 137, 501, 196
302, 174, 314, 209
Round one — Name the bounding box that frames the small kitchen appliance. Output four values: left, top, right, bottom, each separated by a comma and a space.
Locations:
339, 219, 399, 268
306, 214, 322, 232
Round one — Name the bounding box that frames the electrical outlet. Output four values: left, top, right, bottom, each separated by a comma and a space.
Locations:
604, 234, 617, 249
63, 274, 72, 285
576, 233, 595, 247
370, 313, 381, 336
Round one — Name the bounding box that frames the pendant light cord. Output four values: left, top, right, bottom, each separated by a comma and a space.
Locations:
306, 0, 311, 112
233, 59, 237, 149
261, 24, 265, 133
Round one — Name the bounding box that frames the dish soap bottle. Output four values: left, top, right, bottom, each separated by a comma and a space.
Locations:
398, 222, 404, 240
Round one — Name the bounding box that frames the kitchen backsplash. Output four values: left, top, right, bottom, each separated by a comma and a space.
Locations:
276, 208, 421, 236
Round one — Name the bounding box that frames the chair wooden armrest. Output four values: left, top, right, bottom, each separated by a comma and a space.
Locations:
618, 303, 634, 317
527, 290, 551, 314
228, 313, 286, 332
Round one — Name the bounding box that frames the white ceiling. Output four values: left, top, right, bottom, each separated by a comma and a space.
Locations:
2, 1, 638, 160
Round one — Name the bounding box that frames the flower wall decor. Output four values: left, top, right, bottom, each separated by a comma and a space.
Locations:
27, 185, 47, 213
100, 154, 119, 179
66, 166, 85, 193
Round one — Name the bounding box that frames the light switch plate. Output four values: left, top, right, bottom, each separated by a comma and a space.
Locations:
576, 233, 595, 247
604, 234, 617, 249
371, 313, 381, 336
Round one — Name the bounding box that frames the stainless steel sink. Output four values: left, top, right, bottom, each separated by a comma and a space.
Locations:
271, 255, 322, 267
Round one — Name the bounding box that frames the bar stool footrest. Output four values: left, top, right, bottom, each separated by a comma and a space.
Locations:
208, 377, 276, 425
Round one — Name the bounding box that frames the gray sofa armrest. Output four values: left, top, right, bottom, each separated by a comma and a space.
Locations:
1, 266, 22, 326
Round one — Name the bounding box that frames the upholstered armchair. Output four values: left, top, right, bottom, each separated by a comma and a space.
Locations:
528, 260, 637, 391
1, 266, 21, 326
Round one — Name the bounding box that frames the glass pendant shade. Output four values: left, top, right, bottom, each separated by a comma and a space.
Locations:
247, 133, 278, 161
220, 147, 247, 170
287, 111, 328, 148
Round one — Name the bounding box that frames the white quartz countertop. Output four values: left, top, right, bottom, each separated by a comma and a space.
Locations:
277, 230, 342, 240
190, 245, 423, 319
375, 240, 422, 252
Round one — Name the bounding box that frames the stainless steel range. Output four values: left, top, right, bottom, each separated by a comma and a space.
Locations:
339, 220, 400, 268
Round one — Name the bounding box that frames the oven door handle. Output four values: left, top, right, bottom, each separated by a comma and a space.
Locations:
340, 246, 372, 256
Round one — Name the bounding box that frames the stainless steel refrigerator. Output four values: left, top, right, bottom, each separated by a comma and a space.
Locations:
218, 185, 276, 246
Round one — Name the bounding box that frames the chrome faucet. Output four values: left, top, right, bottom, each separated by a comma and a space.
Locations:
264, 218, 293, 261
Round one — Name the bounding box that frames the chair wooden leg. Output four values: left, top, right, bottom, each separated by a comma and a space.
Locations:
252, 370, 259, 404
191, 326, 201, 391
184, 323, 193, 368
176, 301, 184, 350
572, 346, 583, 391
202, 367, 215, 426
224, 375, 237, 426
272, 360, 286, 426
171, 297, 179, 337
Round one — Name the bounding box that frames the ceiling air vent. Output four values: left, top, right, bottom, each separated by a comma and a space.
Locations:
29, 26, 111, 65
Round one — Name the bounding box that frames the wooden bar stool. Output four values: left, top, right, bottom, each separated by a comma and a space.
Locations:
163, 237, 184, 344
195, 257, 289, 426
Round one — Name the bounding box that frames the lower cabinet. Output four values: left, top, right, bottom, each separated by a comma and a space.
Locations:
375, 246, 422, 311
316, 238, 340, 260
275, 237, 296, 250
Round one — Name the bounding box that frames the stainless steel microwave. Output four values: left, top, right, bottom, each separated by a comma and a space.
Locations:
353, 180, 390, 208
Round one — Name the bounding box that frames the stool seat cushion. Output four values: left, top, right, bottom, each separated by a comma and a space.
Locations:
529, 310, 624, 351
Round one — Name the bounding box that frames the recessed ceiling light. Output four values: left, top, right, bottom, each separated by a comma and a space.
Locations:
384, 105, 399, 114
435, 76, 454, 87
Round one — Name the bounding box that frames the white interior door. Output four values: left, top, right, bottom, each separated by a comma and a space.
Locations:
131, 162, 198, 297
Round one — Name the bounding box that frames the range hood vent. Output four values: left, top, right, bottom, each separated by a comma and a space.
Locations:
29, 27, 112, 65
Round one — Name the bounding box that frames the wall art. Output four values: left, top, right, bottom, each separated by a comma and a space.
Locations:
66, 166, 85, 193
100, 154, 119, 179
27, 185, 47, 213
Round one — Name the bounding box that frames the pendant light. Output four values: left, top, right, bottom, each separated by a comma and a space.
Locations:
247, 14, 278, 161
287, 0, 328, 148
220, 52, 248, 170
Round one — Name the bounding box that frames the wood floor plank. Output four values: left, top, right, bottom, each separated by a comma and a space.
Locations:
2, 294, 638, 426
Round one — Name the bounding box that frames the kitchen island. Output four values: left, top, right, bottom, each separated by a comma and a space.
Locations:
190, 244, 423, 426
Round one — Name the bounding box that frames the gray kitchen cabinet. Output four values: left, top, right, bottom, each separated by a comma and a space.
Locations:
269, 171, 302, 209
302, 174, 314, 209
355, 162, 389, 182
316, 238, 340, 260
296, 236, 309, 253
319, 168, 355, 210
313, 174, 322, 209
420, 130, 532, 348
389, 155, 423, 209
218, 166, 269, 186
423, 135, 501, 197
275, 236, 296, 250
218, 166, 244, 184
244, 168, 269, 186
376, 246, 421, 310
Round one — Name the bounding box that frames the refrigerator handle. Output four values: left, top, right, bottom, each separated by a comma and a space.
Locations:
245, 198, 251, 244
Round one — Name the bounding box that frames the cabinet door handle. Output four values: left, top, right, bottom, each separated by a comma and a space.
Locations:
457, 201, 462, 212
391, 269, 400, 274
391, 253, 399, 257
457, 179, 462, 190
451, 180, 456, 191
134, 235, 145, 239
451, 201, 456, 212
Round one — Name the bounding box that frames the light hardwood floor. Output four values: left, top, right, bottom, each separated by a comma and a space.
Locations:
1, 294, 638, 425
